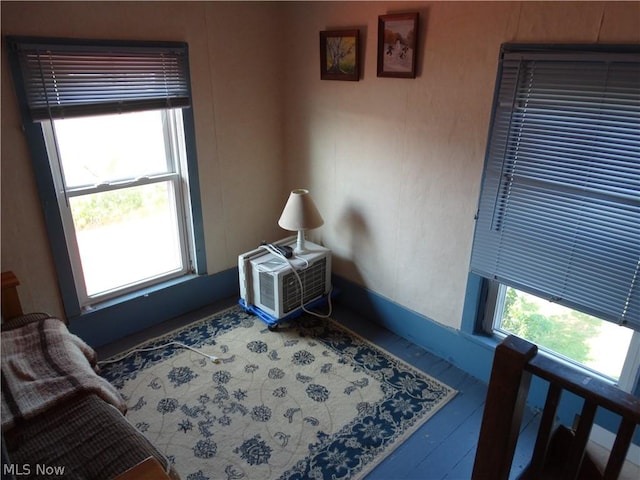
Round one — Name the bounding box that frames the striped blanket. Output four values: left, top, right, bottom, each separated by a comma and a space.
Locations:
1, 317, 126, 431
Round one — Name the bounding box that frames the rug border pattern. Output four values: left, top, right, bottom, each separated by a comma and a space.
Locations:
100, 306, 457, 480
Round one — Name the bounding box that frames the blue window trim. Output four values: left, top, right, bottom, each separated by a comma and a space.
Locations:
461, 42, 640, 445
460, 272, 488, 335
6, 37, 207, 322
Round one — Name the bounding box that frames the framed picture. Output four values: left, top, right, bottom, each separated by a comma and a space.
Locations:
320, 30, 360, 81
377, 13, 419, 78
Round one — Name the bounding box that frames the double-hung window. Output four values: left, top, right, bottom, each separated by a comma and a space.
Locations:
8, 37, 205, 313
470, 44, 640, 387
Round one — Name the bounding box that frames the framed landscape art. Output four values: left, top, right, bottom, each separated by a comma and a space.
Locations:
320, 30, 360, 81
377, 13, 419, 78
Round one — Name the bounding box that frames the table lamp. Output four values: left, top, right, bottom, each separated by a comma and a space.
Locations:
278, 189, 324, 254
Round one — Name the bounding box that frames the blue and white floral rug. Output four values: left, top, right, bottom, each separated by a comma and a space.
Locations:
100, 306, 456, 480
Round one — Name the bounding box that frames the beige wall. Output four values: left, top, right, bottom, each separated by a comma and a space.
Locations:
2, 2, 639, 329
1, 1, 286, 316
282, 1, 640, 329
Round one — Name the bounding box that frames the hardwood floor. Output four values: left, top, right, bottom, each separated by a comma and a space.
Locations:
97, 298, 541, 480
330, 304, 541, 480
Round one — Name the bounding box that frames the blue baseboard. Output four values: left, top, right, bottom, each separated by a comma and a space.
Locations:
331, 275, 497, 382
331, 274, 640, 447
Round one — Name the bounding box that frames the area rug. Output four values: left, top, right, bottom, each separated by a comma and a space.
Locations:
100, 306, 456, 480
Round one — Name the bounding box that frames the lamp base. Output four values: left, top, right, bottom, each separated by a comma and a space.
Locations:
294, 230, 308, 254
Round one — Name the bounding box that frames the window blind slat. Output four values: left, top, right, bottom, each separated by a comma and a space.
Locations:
13, 40, 191, 120
471, 46, 640, 328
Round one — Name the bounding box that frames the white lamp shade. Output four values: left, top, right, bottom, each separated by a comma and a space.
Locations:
278, 189, 324, 231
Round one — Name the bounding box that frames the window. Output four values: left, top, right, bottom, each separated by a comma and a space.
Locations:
8, 37, 205, 313
486, 283, 640, 388
471, 45, 640, 387
44, 110, 192, 305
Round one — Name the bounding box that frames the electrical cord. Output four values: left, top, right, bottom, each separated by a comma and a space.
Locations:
259, 244, 333, 319
97, 341, 220, 366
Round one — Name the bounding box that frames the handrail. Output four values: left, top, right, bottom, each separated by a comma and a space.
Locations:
472, 335, 640, 480
526, 353, 640, 424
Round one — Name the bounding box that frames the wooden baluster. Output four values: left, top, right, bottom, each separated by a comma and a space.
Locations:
472, 335, 538, 480
564, 400, 598, 480
523, 382, 563, 478
603, 419, 636, 480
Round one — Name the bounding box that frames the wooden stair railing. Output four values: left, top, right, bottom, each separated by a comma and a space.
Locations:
472, 335, 640, 480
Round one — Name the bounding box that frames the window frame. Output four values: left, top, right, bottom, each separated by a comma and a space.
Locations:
42, 109, 194, 307
7, 37, 207, 319
469, 43, 640, 394
485, 281, 640, 391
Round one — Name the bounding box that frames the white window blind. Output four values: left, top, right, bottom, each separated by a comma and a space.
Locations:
12, 39, 190, 120
471, 45, 640, 329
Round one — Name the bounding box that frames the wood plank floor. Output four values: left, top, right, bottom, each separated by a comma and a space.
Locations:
97, 299, 541, 480
330, 304, 540, 480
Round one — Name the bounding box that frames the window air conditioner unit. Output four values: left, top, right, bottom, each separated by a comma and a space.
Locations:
238, 238, 331, 323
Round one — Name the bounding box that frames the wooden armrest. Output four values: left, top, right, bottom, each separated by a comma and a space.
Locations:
1, 271, 23, 320
112, 457, 171, 480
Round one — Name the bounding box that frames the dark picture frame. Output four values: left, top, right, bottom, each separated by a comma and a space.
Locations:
320, 30, 360, 81
377, 13, 419, 78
